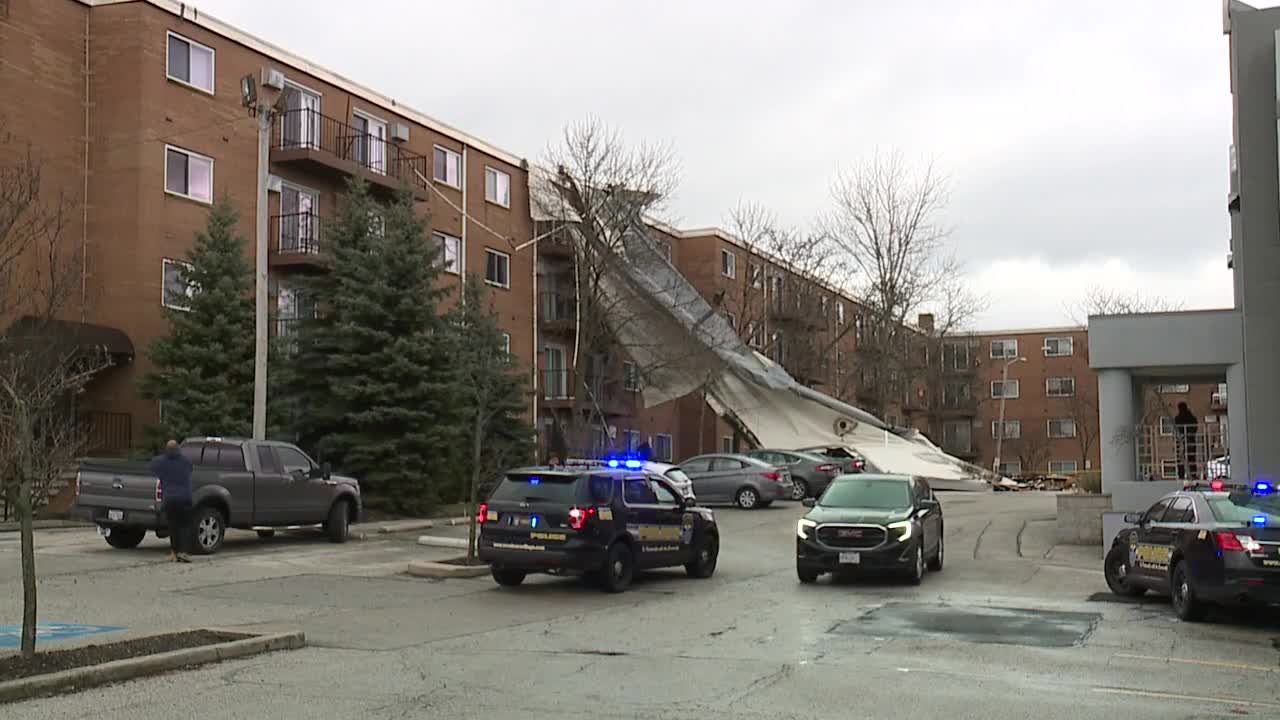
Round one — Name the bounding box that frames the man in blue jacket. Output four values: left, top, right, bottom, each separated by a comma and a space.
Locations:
150, 439, 194, 563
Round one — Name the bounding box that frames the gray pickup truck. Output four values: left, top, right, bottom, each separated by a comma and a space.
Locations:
74, 437, 362, 554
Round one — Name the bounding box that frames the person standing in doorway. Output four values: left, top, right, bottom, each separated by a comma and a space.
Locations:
1173, 402, 1200, 480
151, 439, 194, 562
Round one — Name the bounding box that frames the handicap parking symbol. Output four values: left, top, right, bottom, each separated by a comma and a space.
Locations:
0, 623, 124, 649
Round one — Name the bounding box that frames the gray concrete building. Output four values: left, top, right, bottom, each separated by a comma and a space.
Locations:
1089, 0, 1280, 531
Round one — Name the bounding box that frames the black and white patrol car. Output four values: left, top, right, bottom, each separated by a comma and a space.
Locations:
1104, 480, 1280, 621
477, 462, 720, 592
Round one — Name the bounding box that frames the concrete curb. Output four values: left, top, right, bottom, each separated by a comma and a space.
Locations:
444, 516, 473, 527
0, 630, 305, 705
417, 535, 469, 549
407, 558, 490, 579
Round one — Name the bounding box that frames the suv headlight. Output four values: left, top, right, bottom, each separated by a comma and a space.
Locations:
797, 518, 817, 539
887, 519, 913, 541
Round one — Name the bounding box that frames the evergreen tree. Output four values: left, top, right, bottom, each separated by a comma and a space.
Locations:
282, 179, 455, 514
141, 200, 254, 445
446, 277, 534, 559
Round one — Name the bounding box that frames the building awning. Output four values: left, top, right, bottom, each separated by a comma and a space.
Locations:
3, 316, 135, 362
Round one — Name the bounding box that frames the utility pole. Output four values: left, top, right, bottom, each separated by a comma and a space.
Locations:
251, 89, 277, 440
992, 355, 1026, 476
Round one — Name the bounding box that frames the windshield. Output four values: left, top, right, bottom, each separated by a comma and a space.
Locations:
1207, 494, 1280, 525
488, 473, 584, 504
818, 478, 911, 509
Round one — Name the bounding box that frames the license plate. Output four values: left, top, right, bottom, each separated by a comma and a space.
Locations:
107, 510, 123, 522
839, 552, 861, 564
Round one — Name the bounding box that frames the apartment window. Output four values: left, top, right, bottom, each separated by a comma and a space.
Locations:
500, 333, 511, 356
990, 339, 1018, 359
1157, 383, 1190, 394
724, 311, 736, 331
942, 420, 972, 454
433, 232, 460, 274
164, 145, 213, 203
991, 380, 1019, 399
484, 166, 511, 207
992, 420, 1021, 440
749, 263, 763, 289
943, 341, 972, 370
720, 249, 736, 278
1159, 417, 1174, 436
819, 296, 828, 316
1045, 377, 1075, 398
351, 111, 387, 174
484, 249, 510, 288
721, 436, 734, 453
1047, 418, 1077, 438
1160, 459, 1178, 478
166, 32, 214, 93
943, 382, 971, 408
433, 146, 462, 187
997, 461, 1022, 476
1212, 382, 1228, 406
747, 321, 763, 349
622, 429, 642, 451
162, 258, 195, 310
1043, 336, 1073, 357
623, 362, 640, 392
1048, 460, 1078, 475
837, 301, 845, 325
653, 433, 673, 462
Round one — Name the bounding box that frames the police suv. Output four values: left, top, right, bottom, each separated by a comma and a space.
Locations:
476, 460, 720, 592
1104, 479, 1280, 621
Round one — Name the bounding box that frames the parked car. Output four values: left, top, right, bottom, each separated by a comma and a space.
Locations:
678, 453, 793, 509
74, 437, 362, 554
797, 445, 868, 474
747, 449, 843, 500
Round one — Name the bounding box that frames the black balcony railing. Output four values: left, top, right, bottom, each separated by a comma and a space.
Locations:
273, 211, 321, 255
272, 108, 430, 193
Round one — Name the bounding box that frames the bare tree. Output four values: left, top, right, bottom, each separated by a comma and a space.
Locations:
1012, 430, 1051, 478
823, 149, 966, 419
1066, 390, 1099, 471
0, 127, 108, 658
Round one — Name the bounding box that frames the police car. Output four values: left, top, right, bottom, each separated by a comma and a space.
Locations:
476, 459, 719, 593
1104, 479, 1280, 621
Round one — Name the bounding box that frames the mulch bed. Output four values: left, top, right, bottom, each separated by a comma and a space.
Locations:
0, 630, 243, 682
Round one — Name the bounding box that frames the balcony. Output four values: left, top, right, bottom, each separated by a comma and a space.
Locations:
540, 370, 637, 416
539, 291, 577, 334
270, 211, 326, 269
938, 395, 978, 416
271, 109, 431, 201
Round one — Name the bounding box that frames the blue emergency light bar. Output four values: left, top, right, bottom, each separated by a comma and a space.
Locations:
1255, 480, 1273, 495
1251, 514, 1267, 527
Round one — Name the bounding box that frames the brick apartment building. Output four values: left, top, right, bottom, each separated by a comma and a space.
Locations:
1, 0, 536, 452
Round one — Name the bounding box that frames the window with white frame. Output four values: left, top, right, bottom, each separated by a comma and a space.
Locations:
166, 32, 214, 93
837, 301, 845, 325
944, 342, 972, 370
991, 379, 1019, 399
1212, 383, 1227, 405
1045, 377, 1075, 397
1047, 418, 1076, 438
433, 232, 460, 274
747, 321, 762, 348
1159, 416, 1174, 436
623, 361, 640, 392
622, 429, 642, 451
164, 146, 213, 203
433, 146, 462, 187
819, 296, 828, 316
1043, 336, 1073, 357
653, 433, 673, 462
1157, 383, 1190, 393
1048, 460, 1078, 474
991, 420, 1021, 439
997, 460, 1022, 476
484, 248, 510, 288
162, 258, 196, 310
720, 249, 736, 278
484, 166, 511, 207
500, 333, 511, 356
990, 339, 1018, 358
749, 263, 763, 289
1160, 459, 1178, 477
721, 436, 734, 453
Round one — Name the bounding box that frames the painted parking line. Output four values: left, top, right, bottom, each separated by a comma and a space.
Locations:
1092, 686, 1280, 709
1113, 652, 1280, 674
0, 623, 125, 649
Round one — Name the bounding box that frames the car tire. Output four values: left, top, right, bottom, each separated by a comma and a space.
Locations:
192, 505, 226, 555
1103, 545, 1145, 597
907, 543, 924, 585
797, 566, 819, 584
491, 567, 527, 587
326, 500, 350, 544
927, 529, 944, 572
600, 542, 634, 593
735, 487, 759, 510
256, 529, 276, 539
791, 479, 809, 500
104, 526, 146, 549
685, 533, 719, 579
1170, 561, 1208, 622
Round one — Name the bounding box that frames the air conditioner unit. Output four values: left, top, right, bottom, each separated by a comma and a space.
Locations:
261, 67, 285, 90
391, 122, 410, 142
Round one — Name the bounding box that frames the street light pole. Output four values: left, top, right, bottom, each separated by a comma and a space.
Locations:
252, 99, 277, 441
992, 355, 1026, 476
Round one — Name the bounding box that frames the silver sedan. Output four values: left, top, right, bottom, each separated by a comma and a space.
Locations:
678, 453, 794, 509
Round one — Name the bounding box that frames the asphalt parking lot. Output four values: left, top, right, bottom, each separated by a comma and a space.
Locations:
3, 491, 1280, 719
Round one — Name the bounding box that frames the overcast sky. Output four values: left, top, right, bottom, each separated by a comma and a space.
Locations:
198, 0, 1244, 330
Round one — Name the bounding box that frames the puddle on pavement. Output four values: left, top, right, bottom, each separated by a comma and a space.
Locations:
830, 601, 1101, 647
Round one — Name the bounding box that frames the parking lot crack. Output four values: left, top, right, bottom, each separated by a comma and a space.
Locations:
973, 520, 993, 559
1015, 519, 1028, 557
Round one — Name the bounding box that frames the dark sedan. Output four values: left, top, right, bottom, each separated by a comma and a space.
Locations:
795, 474, 943, 585
747, 449, 842, 500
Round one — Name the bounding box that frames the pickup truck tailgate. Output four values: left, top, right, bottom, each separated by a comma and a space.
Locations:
76, 463, 160, 522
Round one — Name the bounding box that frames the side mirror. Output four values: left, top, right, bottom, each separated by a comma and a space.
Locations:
801, 498, 816, 508
1123, 512, 1144, 525
921, 498, 940, 509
